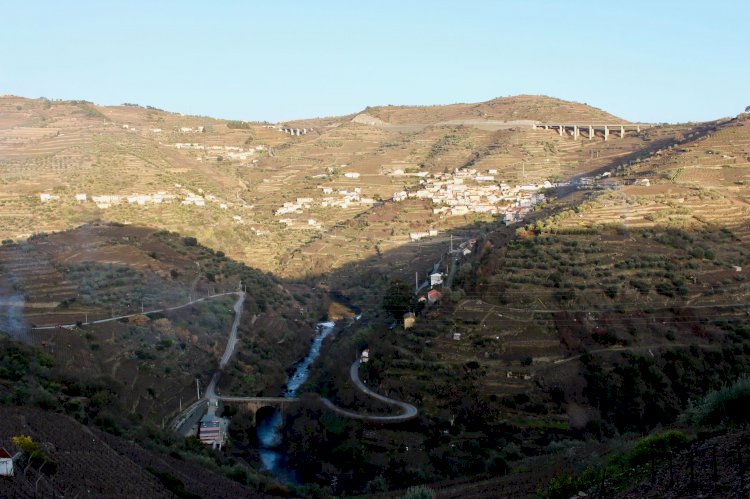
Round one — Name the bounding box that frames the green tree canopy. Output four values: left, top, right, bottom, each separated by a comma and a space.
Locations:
382, 279, 414, 320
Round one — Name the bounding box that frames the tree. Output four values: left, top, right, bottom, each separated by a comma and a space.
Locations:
12, 435, 57, 473
745, 105, 750, 113
382, 279, 414, 320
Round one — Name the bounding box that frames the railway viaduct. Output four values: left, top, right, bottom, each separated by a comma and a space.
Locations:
534, 122, 653, 140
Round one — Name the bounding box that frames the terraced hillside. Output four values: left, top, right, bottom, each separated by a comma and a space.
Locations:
0, 406, 268, 498
0, 223, 319, 424
295, 113, 750, 495
410, 114, 750, 414
1, 95, 693, 279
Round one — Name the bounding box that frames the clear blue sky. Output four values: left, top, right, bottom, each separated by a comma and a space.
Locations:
2, 1, 748, 123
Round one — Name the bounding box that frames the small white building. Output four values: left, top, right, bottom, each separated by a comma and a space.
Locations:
344, 172, 361, 179
361, 349, 370, 363
430, 272, 443, 286
75, 193, 87, 202
0, 447, 13, 477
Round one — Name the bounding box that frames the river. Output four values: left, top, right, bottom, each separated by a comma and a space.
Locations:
256, 320, 336, 477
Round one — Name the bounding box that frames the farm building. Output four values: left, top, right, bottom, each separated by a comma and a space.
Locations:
403, 312, 416, 329
199, 415, 226, 449
427, 289, 442, 304
430, 272, 443, 286
0, 447, 13, 477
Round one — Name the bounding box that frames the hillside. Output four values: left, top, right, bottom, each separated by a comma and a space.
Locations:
0, 223, 320, 423
0, 406, 268, 498
295, 113, 750, 494
3, 93, 750, 496
359, 95, 627, 126
1, 95, 673, 281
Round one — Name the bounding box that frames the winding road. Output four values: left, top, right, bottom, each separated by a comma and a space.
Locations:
170, 294, 418, 433
321, 360, 418, 422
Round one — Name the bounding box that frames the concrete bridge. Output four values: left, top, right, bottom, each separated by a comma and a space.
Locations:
279, 126, 312, 136
534, 123, 653, 141
218, 396, 300, 422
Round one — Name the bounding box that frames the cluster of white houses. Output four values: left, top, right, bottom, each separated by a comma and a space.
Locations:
274, 187, 378, 216
272, 168, 549, 226
393, 169, 550, 224
172, 143, 265, 162
39, 188, 230, 210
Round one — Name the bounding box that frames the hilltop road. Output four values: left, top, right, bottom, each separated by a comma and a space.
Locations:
31, 292, 240, 330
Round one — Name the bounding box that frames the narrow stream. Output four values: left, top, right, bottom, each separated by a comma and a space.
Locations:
256, 321, 336, 478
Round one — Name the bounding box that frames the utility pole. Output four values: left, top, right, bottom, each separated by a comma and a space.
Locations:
196, 378, 201, 399
415, 272, 419, 293
450, 234, 453, 253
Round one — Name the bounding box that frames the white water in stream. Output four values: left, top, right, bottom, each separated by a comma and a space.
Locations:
256, 321, 336, 475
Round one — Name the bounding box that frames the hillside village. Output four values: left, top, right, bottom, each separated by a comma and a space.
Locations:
273, 167, 550, 230
394, 168, 550, 225
39, 186, 236, 212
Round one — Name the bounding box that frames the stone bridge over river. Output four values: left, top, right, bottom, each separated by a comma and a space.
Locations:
217, 396, 300, 421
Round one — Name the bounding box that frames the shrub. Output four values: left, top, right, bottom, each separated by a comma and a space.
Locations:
682, 376, 750, 428
402, 485, 436, 499
364, 475, 389, 493
542, 468, 598, 499
11, 435, 58, 473
627, 430, 688, 466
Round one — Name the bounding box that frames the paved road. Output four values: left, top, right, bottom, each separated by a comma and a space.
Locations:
171, 292, 245, 434
31, 292, 240, 330
171, 399, 208, 434
203, 292, 246, 415
321, 361, 417, 423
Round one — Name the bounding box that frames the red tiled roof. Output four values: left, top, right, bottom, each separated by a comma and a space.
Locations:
0, 448, 12, 459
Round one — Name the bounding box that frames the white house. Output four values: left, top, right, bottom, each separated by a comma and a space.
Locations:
75, 193, 87, 202
430, 272, 443, 286
392, 191, 407, 202
0, 447, 13, 477
344, 172, 360, 179
360, 349, 370, 363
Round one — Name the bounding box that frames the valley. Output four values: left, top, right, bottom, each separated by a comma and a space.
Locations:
1, 94, 750, 497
